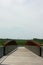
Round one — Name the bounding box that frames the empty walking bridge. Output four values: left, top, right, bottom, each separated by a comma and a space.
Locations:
0, 46, 43, 65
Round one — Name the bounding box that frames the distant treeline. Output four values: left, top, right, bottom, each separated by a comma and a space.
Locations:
0, 39, 27, 46
0, 38, 12, 46
0, 38, 43, 46
33, 38, 43, 45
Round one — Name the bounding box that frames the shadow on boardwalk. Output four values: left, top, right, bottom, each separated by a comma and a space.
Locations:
0, 48, 17, 64
0, 64, 8, 65
0, 64, 9, 65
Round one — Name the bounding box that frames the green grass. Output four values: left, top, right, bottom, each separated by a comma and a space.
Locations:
0, 38, 43, 46
16, 40, 27, 45
0, 39, 10, 46
33, 38, 43, 45
0, 39, 28, 46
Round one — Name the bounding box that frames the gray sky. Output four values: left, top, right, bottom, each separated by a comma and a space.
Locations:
0, 0, 43, 39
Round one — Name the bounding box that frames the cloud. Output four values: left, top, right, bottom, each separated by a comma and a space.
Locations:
0, 0, 29, 7
0, 0, 43, 39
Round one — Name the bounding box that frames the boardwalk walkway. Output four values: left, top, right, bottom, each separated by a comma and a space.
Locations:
0, 47, 43, 65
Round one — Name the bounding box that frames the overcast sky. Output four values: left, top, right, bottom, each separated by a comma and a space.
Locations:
0, 0, 43, 39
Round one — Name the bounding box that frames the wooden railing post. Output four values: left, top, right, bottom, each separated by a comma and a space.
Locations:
3, 46, 5, 56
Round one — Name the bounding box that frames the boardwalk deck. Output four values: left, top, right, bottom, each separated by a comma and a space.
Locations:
0, 47, 43, 65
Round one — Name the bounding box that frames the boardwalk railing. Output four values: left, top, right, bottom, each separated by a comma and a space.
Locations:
0, 40, 17, 58
25, 40, 43, 57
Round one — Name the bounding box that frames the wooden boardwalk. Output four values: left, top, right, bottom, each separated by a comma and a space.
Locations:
0, 47, 43, 65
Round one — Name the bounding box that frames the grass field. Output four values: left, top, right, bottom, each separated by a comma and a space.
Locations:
33, 38, 43, 45
0, 39, 27, 46
0, 38, 43, 46
16, 40, 27, 45
0, 39, 11, 46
